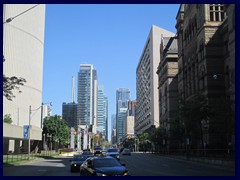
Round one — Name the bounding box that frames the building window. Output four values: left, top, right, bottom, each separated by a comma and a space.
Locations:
209, 4, 225, 21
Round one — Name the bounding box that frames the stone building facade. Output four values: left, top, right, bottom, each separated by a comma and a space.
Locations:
175, 4, 235, 151
157, 37, 178, 149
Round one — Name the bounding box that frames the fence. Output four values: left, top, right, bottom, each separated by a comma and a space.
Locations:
3, 150, 59, 164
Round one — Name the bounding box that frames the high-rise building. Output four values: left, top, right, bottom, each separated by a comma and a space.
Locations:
104, 96, 108, 141
128, 100, 137, 116
97, 85, 105, 133
116, 88, 130, 142
135, 25, 174, 134
62, 102, 78, 128
92, 69, 98, 134
111, 114, 116, 144
117, 108, 128, 142
77, 64, 95, 127
97, 85, 108, 140
62, 76, 78, 128
3, 4, 46, 154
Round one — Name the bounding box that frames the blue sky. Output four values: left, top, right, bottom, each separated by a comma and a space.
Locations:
42, 4, 180, 138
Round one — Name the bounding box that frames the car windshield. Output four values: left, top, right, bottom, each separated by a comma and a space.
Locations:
73, 155, 89, 161
82, 151, 93, 155
93, 158, 121, 168
107, 148, 118, 152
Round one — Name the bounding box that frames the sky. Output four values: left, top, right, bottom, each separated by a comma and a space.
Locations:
42, 4, 180, 139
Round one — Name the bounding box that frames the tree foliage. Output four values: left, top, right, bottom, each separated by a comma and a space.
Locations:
179, 93, 213, 147
138, 132, 151, 145
4, 114, 12, 124
3, 75, 26, 101
43, 115, 70, 147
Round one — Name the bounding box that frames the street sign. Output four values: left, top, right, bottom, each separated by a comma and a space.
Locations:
23, 125, 29, 139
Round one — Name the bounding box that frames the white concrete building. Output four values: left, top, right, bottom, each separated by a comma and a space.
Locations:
135, 25, 174, 133
3, 4, 46, 154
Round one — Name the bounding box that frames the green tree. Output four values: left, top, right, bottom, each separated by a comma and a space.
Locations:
138, 132, 151, 151
179, 93, 213, 149
43, 115, 70, 148
4, 114, 12, 124
3, 75, 26, 101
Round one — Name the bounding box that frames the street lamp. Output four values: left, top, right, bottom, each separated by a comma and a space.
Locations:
3, 4, 40, 24
28, 102, 52, 160
28, 105, 41, 160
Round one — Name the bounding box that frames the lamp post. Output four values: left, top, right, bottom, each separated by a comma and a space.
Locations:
28, 104, 42, 160
28, 102, 52, 159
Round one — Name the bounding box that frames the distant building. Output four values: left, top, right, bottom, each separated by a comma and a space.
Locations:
116, 88, 130, 142
128, 100, 137, 116
97, 85, 108, 139
42, 104, 52, 127
135, 25, 175, 134
111, 114, 116, 144
124, 100, 136, 137
77, 64, 96, 127
62, 102, 78, 127
125, 116, 135, 136
104, 96, 109, 141
117, 108, 128, 142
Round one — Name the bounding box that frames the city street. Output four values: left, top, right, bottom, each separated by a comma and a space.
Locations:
3, 153, 235, 176
120, 152, 235, 176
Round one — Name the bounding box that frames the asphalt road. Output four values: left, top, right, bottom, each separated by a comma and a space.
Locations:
120, 152, 235, 176
3, 153, 235, 176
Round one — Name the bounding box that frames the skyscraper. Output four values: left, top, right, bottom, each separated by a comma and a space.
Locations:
116, 88, 130, 142
104, 96, 108, 141
77, 64, 95, 127
62, 76, 78, 128
97, 85, 105, 133
97, 85, 108, 140
135, 25, 174, 134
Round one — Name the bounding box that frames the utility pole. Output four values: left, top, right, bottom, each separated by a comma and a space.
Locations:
28, 105, 31, 160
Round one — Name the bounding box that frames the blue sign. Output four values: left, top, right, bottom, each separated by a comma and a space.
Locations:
23, 125, 29, 139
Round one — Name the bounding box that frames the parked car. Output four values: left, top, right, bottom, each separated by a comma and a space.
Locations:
105, 148, 120, 160
93, 147, 103, 155
121, 148, 131, 156
69, 154, 93, 172
80, 156, 129, 176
